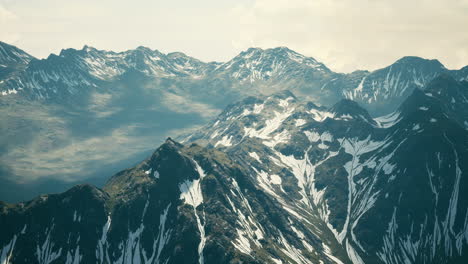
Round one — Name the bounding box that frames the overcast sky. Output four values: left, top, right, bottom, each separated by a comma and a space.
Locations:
1, 0, 467, 73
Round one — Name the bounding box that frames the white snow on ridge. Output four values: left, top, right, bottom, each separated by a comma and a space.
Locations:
304, 131, 320, 142
249, 152, 262, 163
243, 107, 295, 144
374, 112, 401, 128
278, 97, 294, 108
0, 89, 18, 96
214, 135, 233, 147
270, 174, 282, 185
179, 160, 206, 208
295, 119, 307, 127
253, 103, 264, 114
309, 109, 335, 122
264, 130, 290, 148
179, 178, 203, 208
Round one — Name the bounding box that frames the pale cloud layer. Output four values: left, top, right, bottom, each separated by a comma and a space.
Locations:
1, 0, 467, 72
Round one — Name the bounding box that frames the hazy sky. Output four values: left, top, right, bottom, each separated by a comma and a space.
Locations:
1, 0, 467, 72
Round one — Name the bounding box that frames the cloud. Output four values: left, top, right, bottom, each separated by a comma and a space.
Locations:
228, 0, 468, 72
1, 121, 205, 183
160, 92, 220, 118
88, 92, 122, 118
0, 4, 20, 43
2, 125, 148, 182
0, 4, 16, 21
2, 0, 467, 72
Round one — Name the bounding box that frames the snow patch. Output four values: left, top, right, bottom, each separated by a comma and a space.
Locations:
249, 152, 261, 163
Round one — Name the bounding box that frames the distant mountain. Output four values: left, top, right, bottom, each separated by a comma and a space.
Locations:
1, 45, 219, 100
1, 42, 467, 114
0, 42, 36, 96
324, 56, 464, 115
0, 41, 35, 67
214, 47, 332, 82
2, 76, 467, 263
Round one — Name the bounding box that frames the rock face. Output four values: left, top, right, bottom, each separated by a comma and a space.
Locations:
1, 75, 468, 264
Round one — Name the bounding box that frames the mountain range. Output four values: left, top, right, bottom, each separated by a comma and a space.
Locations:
1, 39, 468, 263
2, 42, 468, 113
1, 40, 468, 200
1, 71, 468, 263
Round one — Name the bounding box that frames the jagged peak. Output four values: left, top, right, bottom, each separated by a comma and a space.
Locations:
167, 51, 188, 58
134, 46, 159, 54
394, 56, 445, 68
163, 137, 184, 148
269, 89, 297, 100
232, 46, 319, 63
397, 87, 442, 117
81, 45, 98, 52
63, 183, 108, 199
0, 41, 35, 64
350, 69, 371, 75
0, 41, 18, 49
330, 99, 375, 123
331, 99, 366, 113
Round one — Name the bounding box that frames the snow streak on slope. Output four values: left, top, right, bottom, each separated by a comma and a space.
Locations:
36, 226, 62, 264
338, 137, 386, 244
179, 160, 206, 264
227, 179, 265, 256
96, 215, 111, 264
0, 235, 17, 264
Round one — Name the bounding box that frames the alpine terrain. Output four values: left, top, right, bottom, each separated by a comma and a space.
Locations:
1, 73, 467, 263
1, 41, 468, 202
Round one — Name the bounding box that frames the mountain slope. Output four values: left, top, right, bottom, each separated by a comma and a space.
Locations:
0, 42, 36, 96
324, 57, 461, 116
2, 76, 467, 263
185, 78, 468, 263
0, 138, 351, 264
0, 42, 35, 67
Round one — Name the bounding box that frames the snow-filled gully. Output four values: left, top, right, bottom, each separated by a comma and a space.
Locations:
179, 160, 207, 264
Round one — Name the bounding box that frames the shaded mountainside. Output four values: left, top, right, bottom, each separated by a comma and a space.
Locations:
1, 75, 468, 263
0, 138, 350, 264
